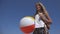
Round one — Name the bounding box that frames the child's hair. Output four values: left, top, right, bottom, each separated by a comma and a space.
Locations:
35, 2, 44, 15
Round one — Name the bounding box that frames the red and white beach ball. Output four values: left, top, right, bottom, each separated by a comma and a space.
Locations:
20, 16, 35, 33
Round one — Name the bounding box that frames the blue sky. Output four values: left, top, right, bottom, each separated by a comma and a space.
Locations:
0, 0, 60, 34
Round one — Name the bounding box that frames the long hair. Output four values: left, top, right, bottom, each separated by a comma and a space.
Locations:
34, 2, 44, 16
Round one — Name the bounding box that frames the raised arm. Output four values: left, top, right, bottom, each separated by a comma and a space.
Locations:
44, 10, 52, 24
38, 11, 48, 24
40, 3, 52, 24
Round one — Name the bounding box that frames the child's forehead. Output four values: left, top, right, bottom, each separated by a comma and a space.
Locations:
35, 3, 41, 6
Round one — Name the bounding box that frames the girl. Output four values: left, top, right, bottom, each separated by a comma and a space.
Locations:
33, 2, 52, 34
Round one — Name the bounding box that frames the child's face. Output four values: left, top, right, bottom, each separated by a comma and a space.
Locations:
36, 4, 41, 11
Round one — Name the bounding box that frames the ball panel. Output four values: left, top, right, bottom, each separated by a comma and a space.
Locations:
20, 16, 34, 27
20, 24, 35, 33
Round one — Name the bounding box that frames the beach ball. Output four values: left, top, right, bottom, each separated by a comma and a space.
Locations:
20, 16, 35, 33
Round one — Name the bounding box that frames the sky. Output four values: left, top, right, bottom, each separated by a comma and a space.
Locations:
0, 0, 60, 34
